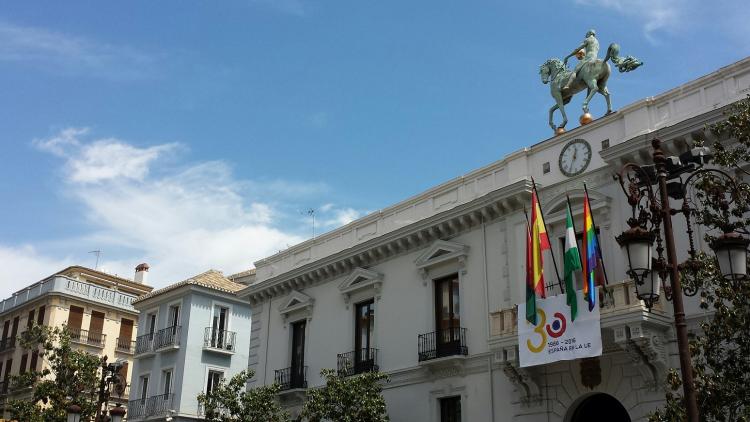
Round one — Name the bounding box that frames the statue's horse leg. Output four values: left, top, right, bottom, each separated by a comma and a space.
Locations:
600, 86, 613, 114
548, 103, 559, 130
552, 91, 568, 129
581, 77, 600, 113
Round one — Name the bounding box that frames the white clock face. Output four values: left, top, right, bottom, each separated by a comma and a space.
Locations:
559, 139, 592, 176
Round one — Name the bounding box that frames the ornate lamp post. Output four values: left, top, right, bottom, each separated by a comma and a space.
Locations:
615, 139, 750, 422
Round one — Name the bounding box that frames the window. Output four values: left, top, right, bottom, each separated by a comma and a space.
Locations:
1, 321, 9, 341
556, 228, 603, 292
211, 305, 229, 348
89, 310, 105, 344
291, 320, 306, 388
30, 351, 39, 373
162, 370, 172, 396
37, 306, 45, 326
10, 316, 19, 346
3, 359, 12, 382
68, 306, 84, 331
543, 162, 551, 174
27, 310, 35, 329
168, 305, 180, 334
118, 318, 134, 350
601, 139, 610, 149
435, 275, 461, 353
355, 300, 375, 365
139, 375, 149, 400
206, 370, 223, 395
440, 396, 461, 422
147, 313, 157, 339
19, 354, 28, 374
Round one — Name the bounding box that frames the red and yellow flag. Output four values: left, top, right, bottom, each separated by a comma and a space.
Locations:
530, 190, 550, 299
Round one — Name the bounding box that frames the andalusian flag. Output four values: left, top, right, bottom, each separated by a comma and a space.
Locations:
582, 190, 600, 311
563, 201, 582, 321
526, 190, 550, 325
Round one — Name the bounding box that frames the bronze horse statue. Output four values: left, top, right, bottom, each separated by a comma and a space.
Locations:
540, 43, 642, 131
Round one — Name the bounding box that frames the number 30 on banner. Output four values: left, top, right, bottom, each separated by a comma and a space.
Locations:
525, 309, 567, 353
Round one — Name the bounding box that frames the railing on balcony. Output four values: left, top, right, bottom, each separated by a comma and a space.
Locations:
274, 366, 307, 391
0, 337, 16, 353
153, 326, 181, 350
116, 338, 136, 354
135, 332, 154, 355
203, 327, 237, 352
69, 327, 106, 347
127, 393, 174, 420
337, 348, 379, 376
418, 327, 468, 362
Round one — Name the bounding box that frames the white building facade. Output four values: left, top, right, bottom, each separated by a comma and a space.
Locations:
240, 57, 750, 421
129, 270, 251, 421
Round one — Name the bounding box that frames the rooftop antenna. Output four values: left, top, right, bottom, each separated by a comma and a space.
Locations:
88, 250, 101, 270
301, 208, 316, 239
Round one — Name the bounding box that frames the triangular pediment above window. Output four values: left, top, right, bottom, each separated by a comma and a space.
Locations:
278, 290, 314, 317
415, 240, 469, 272
338, 267, 383, 296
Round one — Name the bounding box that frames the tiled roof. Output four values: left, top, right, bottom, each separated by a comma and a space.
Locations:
132, 269, 245, 304
227, 268, 256, 280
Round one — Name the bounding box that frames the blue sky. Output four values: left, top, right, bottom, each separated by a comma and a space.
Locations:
1, 0, 748, 294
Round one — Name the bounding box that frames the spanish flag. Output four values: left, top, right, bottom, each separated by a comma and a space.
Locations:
526, 190, 550, 324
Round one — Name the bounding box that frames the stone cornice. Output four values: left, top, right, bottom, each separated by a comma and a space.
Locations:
240, 179, 533, 303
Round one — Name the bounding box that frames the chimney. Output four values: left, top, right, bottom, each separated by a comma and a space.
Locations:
134, 263, 150, 284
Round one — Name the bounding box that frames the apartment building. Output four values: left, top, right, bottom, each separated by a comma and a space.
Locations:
0, 264, 152, 418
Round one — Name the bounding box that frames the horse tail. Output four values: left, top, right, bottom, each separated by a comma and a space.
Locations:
604, 43, 620, 64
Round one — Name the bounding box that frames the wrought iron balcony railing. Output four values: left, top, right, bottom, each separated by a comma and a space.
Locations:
337, 348, 379, 376
135, 332, 154, 355
116, 338, 136, 354
153, 326, 181, 350
418, 327, 468, 362
274, 366, 307, 391
69, 327, 106, 347
203, 327, 236, 352
127, 393, 174, 420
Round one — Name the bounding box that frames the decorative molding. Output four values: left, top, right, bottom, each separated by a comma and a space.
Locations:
613, 322, 668, 391
494, 346, 543, 407
278, 290, 314, 323
338, 267, 384, 305
415, 240, 469, 284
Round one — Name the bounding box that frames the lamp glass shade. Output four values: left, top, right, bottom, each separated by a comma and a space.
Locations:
716, 245, 748, 280
109, 405, 126, 422
622, 240, 653, 279
67, 411, 81, 422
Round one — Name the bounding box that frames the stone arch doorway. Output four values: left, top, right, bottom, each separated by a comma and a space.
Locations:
567, 393, 630, 422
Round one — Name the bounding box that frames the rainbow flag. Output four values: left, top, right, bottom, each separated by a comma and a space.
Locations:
582, 190, 599, 311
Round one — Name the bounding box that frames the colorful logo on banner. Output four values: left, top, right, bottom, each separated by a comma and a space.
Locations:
518, 290, 602, 368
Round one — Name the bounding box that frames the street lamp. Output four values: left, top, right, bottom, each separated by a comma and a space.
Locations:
614, 138, 750, 422
109, 403, 126, 422
66, 404, 81, 422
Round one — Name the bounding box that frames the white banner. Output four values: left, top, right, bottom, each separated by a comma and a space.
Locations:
517, 289, 602, 368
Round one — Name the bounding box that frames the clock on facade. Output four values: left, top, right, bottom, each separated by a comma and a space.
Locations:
559, 139, 592, 177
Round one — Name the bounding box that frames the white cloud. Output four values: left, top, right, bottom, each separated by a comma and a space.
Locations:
0, 20, 157, 79
574, 0, 679, 40
319, 206, 362, 228
0, 245, 73, 298
8, 127, 330, 289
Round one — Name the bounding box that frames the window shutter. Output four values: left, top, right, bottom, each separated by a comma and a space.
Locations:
89, 311, 105, 334
68, 306, 84, 330
36, 306, 46, 326
119, 318, 134, 342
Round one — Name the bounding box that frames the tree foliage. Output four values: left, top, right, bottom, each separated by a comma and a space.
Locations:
7, 325, 102, 422
300, 369, 390, 422
197, 370, 289, 422
650, 97, 750, 421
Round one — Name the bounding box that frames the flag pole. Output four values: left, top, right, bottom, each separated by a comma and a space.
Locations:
583, 183, 610, 285
531, 178, 565, 294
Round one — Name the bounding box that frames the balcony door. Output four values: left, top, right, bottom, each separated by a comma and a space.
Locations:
290, 320, 306, 388
211, 306, 228, 348
354, 300, 375, 371
434, 275, 460, 357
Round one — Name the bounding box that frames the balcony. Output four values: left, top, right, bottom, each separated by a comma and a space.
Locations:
0, 337, 16, 354
203, 327, 236, 354
418, 327, 468, 362
134, 333, 154, 357
115, 338, 136, 354
153, 326, 181, 351
127, 393, 174, 420
69, 328, 106, 348
337, 348, 379, 377
274, 366, 307, 391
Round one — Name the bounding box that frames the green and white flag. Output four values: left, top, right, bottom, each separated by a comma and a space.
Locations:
564, 202, 582, 321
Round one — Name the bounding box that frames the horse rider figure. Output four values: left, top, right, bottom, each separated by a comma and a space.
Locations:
562, 29, 599, 91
